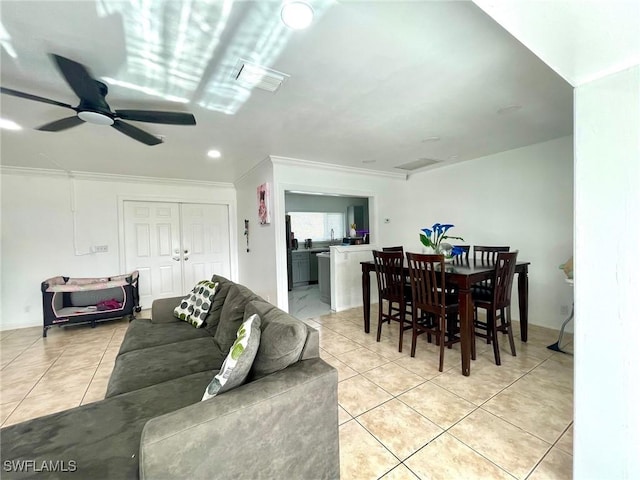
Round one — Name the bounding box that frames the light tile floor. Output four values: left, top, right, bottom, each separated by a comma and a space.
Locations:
289, 284, 331, 319
0, 306, 573, 479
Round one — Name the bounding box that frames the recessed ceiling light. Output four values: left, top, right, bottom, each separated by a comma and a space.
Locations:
497, 105, 522, 114
281, 1, 314, 30
0, 118, 22, 130
421, 136, 441, 143
207, 149, 222, 159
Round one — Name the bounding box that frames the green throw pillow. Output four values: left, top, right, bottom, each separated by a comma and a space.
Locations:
202, 313, 262, 400
174, 280, 219, 328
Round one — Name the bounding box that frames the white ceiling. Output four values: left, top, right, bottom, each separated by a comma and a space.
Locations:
474, 0, 640, 86
0, 0, 573, 183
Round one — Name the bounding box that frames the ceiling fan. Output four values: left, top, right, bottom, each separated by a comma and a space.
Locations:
0, 54, 196, 146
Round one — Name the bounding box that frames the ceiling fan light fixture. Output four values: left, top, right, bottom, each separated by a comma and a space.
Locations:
77, 110, 114, 125
281, 1, 314, 30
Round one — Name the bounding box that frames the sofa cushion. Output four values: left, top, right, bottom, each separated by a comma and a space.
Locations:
245, 300, 308, 380
203, 313, 261, 400
202, 275, 234, 336
0, 371, 212, 480
173, 280, 218, 328
117, 318, 210, 355
107, 337, 226, 397
213, 283, 261, 353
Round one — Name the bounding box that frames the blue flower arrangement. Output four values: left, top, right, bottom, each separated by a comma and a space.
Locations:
420, 223, 465, 258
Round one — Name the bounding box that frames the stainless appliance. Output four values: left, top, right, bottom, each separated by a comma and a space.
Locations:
286, 215, 293, 291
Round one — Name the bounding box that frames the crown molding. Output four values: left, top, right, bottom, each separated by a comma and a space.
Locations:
0, 166, 235, 189
269, 156, 408, 180
232, 156, 272, 185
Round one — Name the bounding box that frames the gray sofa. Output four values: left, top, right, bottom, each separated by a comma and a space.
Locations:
1, 276, 340, 479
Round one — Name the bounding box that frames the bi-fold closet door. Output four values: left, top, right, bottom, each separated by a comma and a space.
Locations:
123, 201, 231, 308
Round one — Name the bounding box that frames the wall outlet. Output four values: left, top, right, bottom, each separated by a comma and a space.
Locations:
560, 305, 569, 315
94, 245, 109, 253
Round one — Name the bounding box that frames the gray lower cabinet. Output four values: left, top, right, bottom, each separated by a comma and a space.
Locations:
318, 254, 330, 304
292, 251, 310, 286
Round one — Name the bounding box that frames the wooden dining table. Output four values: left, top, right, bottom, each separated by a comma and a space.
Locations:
360, 259, 530, 376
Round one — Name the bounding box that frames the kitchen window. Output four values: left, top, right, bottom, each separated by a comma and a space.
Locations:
289, 212, 345, 241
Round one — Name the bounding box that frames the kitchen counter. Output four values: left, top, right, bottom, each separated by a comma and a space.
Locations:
293, 247, 331, 253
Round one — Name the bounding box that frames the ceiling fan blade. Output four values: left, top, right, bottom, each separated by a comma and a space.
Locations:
50, 53, 103, 104
115, 110, 196, 125
36, 116, 85, 132
0, 87, 74, 109
112, 120, 162, 146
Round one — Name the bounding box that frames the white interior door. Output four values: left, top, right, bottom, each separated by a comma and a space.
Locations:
123, 201, 231, 309
181, 203, 231, 289
123, 201, 182, 308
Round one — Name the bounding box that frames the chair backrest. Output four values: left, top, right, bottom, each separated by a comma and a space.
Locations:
405, 252, 446, 315
383, 246, 404, 254
372, 250, 405, 301
473, 245, 510, 264
452, 245, 470, 265
492, 251, 518, 309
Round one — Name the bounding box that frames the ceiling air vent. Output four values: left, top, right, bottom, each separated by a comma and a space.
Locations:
395, 158, 443, 171
232, 59, 290, 93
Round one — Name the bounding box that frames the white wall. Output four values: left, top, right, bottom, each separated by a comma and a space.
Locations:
400, 136, 574, 330
574, 66, 640, 479
233, 159, 278, 303
0, 168, 237, 331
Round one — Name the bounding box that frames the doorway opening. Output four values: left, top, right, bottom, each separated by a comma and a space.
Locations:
284, 191, 370, 320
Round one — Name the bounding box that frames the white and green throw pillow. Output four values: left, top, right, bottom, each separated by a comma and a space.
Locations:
202, 313, 261, 401
174, 280, 219, 328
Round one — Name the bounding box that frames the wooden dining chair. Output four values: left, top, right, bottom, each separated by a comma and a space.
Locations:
383, 245, 411, 300
452, 245, 470, 265
406, 252, 460, 371
372, 250, 413, 352
472, 245, 510, 300
473, 251, 518, 365
473, 245, 510, 264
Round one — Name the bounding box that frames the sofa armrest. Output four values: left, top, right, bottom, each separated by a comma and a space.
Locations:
150, 296, 184, 323
139, 358, 339, 480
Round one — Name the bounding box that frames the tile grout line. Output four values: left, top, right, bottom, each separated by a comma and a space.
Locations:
328, 316, 572, 479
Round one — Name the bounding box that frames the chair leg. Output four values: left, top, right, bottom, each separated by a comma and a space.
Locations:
411, 311, 418, 357
376, 302, 383, 342
438, 316, 445, 372
506, 306, 516, 356
489, 310, 501, 365
398, 301, 404, 353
